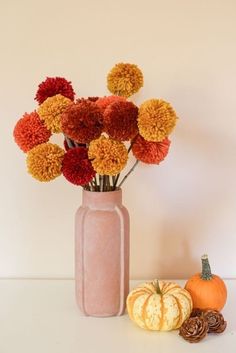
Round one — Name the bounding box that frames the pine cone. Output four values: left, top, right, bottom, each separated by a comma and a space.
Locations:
203, 310, 227, 333
179, 317, 208, 343
190, 308, 203, 318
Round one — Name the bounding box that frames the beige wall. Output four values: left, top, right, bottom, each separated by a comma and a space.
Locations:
1, 0, 236, 279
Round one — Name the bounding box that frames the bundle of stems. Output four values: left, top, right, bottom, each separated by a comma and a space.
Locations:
65, 135, 139, 192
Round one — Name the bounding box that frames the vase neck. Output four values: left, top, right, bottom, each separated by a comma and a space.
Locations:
82, 189, 122, 209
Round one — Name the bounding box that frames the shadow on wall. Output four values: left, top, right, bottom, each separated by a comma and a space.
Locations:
153, 120, 236, 279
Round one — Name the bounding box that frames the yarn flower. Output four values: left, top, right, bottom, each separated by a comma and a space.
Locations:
132, 135, 171, 164
13, 111, 51, 152
27, 143, 65, 182
61, 100, 103, 143
138, 99, 177, 142
103, 101, 138, 141
38, 94, 72, 133
88, 136, 128, 176
95, 95, 126, 112
107, 63, 143, 98
62, 147, 95, 186
77, 97, 99, 103
35, 77, 75, 104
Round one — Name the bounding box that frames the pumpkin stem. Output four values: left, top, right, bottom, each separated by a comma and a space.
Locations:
201, 254, 213, 280
155, 280, 161, 294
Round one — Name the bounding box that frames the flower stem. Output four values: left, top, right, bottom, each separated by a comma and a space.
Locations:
118, 160, 139, 188
128, 134, 138, 153
113, 173, 120, 189
94, 175, 98, 191
99, 175, 102, 192
64, 135, 74, 149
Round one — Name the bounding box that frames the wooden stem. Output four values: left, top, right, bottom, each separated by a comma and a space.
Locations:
113, 174, 120, 189
64, 135, 74, 149
156, 280, 161, 294
128, 134, 138, 153
118, 160, 139, 188
99, 175, 102, 192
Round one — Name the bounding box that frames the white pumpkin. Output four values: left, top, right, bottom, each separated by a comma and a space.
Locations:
126, 280, 192, 331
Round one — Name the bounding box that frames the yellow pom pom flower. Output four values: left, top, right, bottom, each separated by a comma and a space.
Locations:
27, 142, 65, 182
107, 63, 143, 98
138, 99, 178, 142
88, 136, 128, 176
38, 94, 72, 133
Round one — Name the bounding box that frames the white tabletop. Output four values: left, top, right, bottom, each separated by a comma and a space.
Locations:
0, 279, 235, 353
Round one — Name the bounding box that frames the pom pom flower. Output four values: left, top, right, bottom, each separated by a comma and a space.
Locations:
27, 143, 65, 182
38, 94, 72, 133
95, 95, 126, 112
61, 100, 103, 143
103, 101, 138, 141
132, 135, 171, 164
88, 136, 128, 176
77, 97, 99, 103
62, 147, 95, 185
138, 99, 177, 142
107, 63, 143, 98
13, 63, 179, 190
13, 112, 51, 152
35, 77, 75, 104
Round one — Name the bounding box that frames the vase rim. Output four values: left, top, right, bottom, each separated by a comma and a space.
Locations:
82, 187, 122, 206
82, 187, 121, 194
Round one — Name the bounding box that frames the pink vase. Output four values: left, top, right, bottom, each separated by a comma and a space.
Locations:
75, 188, 130, 317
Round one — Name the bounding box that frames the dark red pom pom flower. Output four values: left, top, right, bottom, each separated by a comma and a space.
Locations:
61, 100, 103, 143
132, 134, 171, 164
103, 100, 138, 141
35, 77, 75, 104
62, 147, 95, 186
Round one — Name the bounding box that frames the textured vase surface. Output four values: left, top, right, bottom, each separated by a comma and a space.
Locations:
75, 189, 130, 317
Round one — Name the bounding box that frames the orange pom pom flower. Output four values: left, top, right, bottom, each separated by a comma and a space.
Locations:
132, 135, 171, 164
138, 99, 177, 142
27, 143, 65, 182
88, 136, 128, 176
13, 112, 51, 152
38, 94, 72, 133
107, 63, 143, 98
95, 95, 126, 113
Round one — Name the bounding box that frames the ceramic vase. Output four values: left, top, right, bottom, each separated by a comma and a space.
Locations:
75, 188, 129, 317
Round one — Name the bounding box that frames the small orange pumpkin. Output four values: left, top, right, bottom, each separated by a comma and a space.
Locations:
185, 254, 227, 311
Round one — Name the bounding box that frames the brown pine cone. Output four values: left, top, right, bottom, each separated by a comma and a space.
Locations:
203, 310, 227, 333
190, 308, 203, 318
179, 317, 208, 343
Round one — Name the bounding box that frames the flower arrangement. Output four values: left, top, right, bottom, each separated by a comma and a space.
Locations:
13, 62, 178, 191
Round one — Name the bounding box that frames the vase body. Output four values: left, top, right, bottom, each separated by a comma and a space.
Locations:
75, 189, 129, 317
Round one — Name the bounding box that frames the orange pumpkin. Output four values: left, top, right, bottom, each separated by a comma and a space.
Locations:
185, 255, 227, 311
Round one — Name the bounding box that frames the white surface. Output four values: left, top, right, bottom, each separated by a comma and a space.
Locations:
0, 279, 235, 353
1, 0, 236, 279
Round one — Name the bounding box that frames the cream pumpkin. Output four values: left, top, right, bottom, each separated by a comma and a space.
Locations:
126, 280, 193, 331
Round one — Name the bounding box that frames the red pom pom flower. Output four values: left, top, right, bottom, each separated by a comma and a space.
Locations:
95, 95, 126, 112
61, 100, 103, 143
13, 111, 51, 152
132, 134, 171, 164
103, 100, 138, 141
35, 77, 75, 104
62, 147, 95, 186
77, 97, 99, 103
